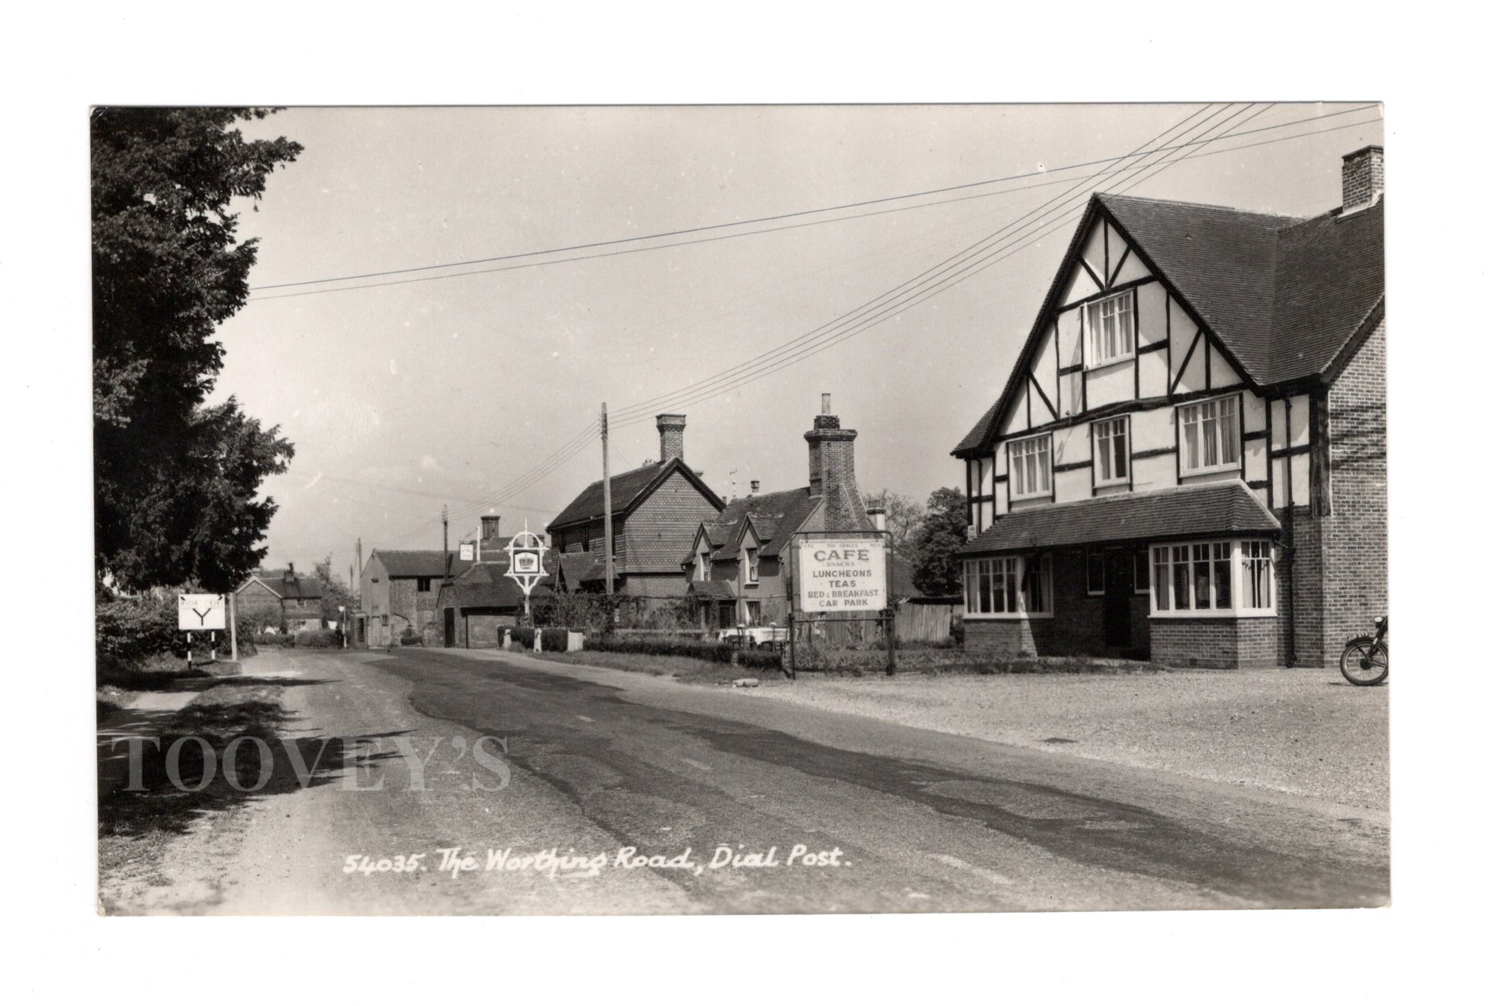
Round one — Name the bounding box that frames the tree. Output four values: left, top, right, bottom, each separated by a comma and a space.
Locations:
864, 489, 924, 561
911, 487, 969, 597
314, 558, 357, 624
93, 108, 302, 592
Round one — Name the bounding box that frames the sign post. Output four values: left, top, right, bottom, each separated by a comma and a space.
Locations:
504, 523, 548, 619
179, 593, 227, 670
789, 531, 892, 676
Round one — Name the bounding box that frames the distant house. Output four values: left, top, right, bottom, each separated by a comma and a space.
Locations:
235, 565, 324, 633
682, 397, 887, 630
434, 518, 561, 647
359, 548, 472, 647
546, 413, 724, 616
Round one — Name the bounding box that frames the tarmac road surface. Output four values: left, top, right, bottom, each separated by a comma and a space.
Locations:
127, 647, 1389, 914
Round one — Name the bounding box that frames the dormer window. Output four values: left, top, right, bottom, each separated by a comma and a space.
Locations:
1085, 290, 1135, 368
1008, 434, 1052, 500
696, 546, 710, 581
743, 546, 759, 584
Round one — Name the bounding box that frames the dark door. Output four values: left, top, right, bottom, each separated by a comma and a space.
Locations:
443, 608, 456, 648
1103, 551, 1133, 648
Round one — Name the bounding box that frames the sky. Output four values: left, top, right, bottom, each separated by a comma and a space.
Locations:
211, 103, 1383, 583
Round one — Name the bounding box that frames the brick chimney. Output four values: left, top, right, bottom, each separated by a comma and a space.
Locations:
749, 480, 760, 496
1342, 145, 1384, 213
656, 413, 686, 462
481, 515, 500, 540
804, 394, 870, 532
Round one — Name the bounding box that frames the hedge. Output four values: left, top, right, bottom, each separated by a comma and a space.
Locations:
735, 648, 783, 671
507, 627, 570, 652
96, 597, 180, 668
584, 635, 733, 663
294, 629, 340, 648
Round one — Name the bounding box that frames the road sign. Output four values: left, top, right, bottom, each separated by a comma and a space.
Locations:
795, 535, 887, 613
178, 593, 227, 631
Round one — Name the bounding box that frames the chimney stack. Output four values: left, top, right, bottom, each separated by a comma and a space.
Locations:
1341, 145, 1384, 214
656, 413, 686, 463
750, 480, 760, 496
481, 515, 500, 540
867, 506, 887, 533
804, 395, 869, 532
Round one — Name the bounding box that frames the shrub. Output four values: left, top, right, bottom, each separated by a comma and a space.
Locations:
294, 629, 339, 648
540, 628, 570, 652
252, 632, 294, 648
96, 596, 180, 669
399, 627, 421, 646
735, 648, 783, 671
585, 635, 733, 663
510, 627, 536, 649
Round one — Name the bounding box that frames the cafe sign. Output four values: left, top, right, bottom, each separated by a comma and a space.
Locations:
795, 535, 887, 613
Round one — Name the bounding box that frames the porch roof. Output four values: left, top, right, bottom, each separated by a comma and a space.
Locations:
956, 482, 1280, 556
687, 579, 736, 599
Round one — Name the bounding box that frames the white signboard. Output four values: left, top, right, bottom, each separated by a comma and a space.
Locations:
178, 593, 227, 631
504, 527, 548, 603
796, 536, 887, 613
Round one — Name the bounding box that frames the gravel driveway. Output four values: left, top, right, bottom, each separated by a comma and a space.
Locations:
746, 668, 1389, 810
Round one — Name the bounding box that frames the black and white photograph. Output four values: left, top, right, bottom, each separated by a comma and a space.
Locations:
14, 7, 1497, 999
90, 102, 1390, 915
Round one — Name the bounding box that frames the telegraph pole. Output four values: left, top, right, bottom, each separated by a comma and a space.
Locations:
442, 505, 451, 583
601, 403, 614, 597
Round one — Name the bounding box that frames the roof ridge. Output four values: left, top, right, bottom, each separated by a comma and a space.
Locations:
1100, 191, 1304, 221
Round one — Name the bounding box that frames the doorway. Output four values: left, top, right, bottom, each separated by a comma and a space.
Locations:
443, 607, 456, 648
1103, 550, 1134, 649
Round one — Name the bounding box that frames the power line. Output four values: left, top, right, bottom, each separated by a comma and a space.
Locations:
247, 104, 1378, 302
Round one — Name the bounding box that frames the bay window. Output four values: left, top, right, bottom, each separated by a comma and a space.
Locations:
1150, 539, 1275, 616
1085, 290, 1135, 368
1180, 396, 1241, 474
1008, 434, 1052, 500
963, 554, 1053, 618
1093, 417, 1130, 486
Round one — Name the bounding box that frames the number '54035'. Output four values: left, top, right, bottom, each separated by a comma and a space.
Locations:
344, 853, 426, 875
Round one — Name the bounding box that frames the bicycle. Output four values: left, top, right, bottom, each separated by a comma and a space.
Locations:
1339, 616, 1389, 686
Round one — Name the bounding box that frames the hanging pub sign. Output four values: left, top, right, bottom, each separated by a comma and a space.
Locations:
504, 524, 548, 611
794, 534, 888, 613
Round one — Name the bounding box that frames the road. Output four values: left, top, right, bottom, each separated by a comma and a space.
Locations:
109, 647, 1389, 914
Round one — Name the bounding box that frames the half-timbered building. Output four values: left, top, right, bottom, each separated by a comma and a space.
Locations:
952, 146, 1385, 668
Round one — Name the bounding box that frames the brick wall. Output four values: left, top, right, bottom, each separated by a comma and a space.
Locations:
1320, 318, 1387, 665
963, 618, 1041, 657
1150, 617, 1279, 669
1281, 507, 1323, 666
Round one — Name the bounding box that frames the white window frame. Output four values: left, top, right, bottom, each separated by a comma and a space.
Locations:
1149, 538, 1276, 618
743, 545, 759, 584
1093, 416, 1131, 487
1085, 290, 1136, 369
695, 547, 710, 582
1179, 395, 1242, 476
962, 554, 1054, 620
1007, 433, 1052, 501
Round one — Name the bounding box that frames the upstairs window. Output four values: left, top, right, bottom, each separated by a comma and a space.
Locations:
416, 577, 433, 593
743, 546, 759, 584
1093, 417, 1130, 486
1180, 396, 1241, 474
1086, 290, 1135, 368
695, 549, 709, 581
1008, 434, 1052, 500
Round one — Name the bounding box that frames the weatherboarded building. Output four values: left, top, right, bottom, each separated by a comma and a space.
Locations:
951, 147, 1385, 668
546, 413, 724, 616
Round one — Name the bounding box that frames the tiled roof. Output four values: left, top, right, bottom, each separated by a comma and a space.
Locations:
240, 571, 323, 601
546, 458, 723, 531
696, 487, 821, 563
441, 560, 557, 610
372, 549, 474, 578
953, 193, 1384, 455
687, 579, 735, 599
555, 552, 607, 586
957, 482, 1280, 555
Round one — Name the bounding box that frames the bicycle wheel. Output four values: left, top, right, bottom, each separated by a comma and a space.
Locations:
1340, 638, 1388, 686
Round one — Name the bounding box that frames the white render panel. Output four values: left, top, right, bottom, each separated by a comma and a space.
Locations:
1105, 222, 1127, 279
979, 497, 994, 530
1133, 453, 1176, 492
1138, 346, 1169, 399
1031, 327, 1058, 420
1208, 342, 1237, 388
1131, 403, 1177, 452
1112, 249, 1152, 286
1289, 394, 1310, 447
1136, 281, 1167, 347
1054, 467, 1091, 504
1082, 220, 1107, 284
1289, 453, 1310, 505
1063, 263, 1098, 306
1168, 297, 1197, 382
1060, 370, 1084, 418
1086, 359, 1134, 408
1000, 396, 1026, 437
1174, 334, 1206, 394
1245, 437, 1268, 487
1243, 391, 1267, 433
1052, 423, 1088, 467
1271, 401, 1288, 451
1058, 305, 1083, 366
1272, 468, 1288, 509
